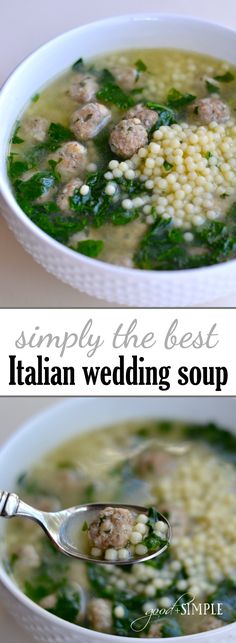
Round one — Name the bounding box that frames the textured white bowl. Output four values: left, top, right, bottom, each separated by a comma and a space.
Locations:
0, 397, 236, 642
1, 14, 236, 306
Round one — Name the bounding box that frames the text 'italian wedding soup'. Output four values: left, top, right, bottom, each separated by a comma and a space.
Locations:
8, 49, 236, 270
4, 419, 236, 637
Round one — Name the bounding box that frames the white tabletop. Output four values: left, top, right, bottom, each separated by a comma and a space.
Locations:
1, 1, 236, 640
1, 0, 236, 307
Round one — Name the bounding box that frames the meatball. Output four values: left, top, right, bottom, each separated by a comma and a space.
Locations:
48, 141, 87, 181
57, 178, 82, 212
136, 449, 176, 477
21, 117, 49, 142
126, 104, 158, 130
109, 118, 148, 158
112, 66, 138, 90
198, 616, 222, 632
88, 598, 112, 633
71, 103, 111, 140
190, 96, 230, 124
88, 506, 134, 550
69, 73, 99, 103
16, 544, 40, 569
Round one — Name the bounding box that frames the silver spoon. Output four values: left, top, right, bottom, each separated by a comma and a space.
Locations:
0, 491, 171, 565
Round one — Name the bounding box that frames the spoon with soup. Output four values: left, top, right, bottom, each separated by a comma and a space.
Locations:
0, 491, 170, 565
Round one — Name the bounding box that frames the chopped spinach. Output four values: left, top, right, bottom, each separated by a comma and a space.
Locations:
88, 563, 143, 603
12, 124, 24, 144
71, 57, 86, 72
160, 618, 183, 637
111, 208, 139, 225
8, 154, 30, 180
134, 206, 236, 270
167, 88, 196, 109
183, 422, 236, 461
24, 539, 69, 601
143, 506, 168, 551
135, 59, 147, 73
96, 70, 135, 109
163, 160, 173, 172
145, 101, 174, 114
73, 239, 104, 258
143, 532, 165, 550
145, 103, 177, 131
15, 171, 56, 201
205, 80, 219, 94
31, 93, 40, 103
208, 580, 236, 623
214, 71, 234, 83
48, 585, 80, 623
81, 483, 97, 503
93, 127, 113, 166
46, 122, 72, 151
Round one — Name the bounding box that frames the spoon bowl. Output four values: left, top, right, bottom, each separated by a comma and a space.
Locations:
0, 491, 171, 564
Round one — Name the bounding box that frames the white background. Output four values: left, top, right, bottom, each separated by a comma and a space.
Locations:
1, 1, 236, 641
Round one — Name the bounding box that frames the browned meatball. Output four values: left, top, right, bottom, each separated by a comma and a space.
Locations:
190, 96, 230, 124
69, 73, 99, 103
57, 177, 82, 212
136, 449, 176, 477
71, 103, 111, 140
88, 598, 112, 633
48, 141, 87, 181
21, 117, 49, 142
88, 506, 134, 550
112, 66, 138, 90
109, 118, 148, 158
126, 104, 158, 130
198, 616, 222, 632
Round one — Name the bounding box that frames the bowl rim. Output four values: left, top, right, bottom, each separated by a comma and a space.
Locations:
1, 12, 236, 281
0, 396, 236, 642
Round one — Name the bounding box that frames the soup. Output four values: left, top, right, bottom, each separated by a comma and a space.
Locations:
4, 419, 236, 637
8, 49, 236, 271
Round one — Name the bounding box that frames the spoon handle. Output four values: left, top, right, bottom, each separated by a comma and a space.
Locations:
0, 490, 45, 525
0, 491, 20, 516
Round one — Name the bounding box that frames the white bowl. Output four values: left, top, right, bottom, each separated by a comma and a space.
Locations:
0, 397, 236, 642
1, 14, 236, 306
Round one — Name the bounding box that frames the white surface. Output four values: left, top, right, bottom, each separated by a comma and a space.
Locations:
0, 397, 236, 643
1, 0, 236, 306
